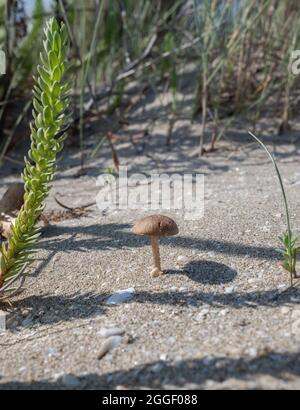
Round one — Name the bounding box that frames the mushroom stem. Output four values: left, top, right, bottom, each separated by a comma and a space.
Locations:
151, 235, 161, 271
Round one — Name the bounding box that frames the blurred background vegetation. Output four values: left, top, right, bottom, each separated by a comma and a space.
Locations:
1, 0, 300, 169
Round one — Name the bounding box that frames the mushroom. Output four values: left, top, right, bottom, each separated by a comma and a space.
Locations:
133, 214, 179, 277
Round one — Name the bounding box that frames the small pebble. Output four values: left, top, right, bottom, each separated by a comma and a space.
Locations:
205, 379, 216, 388
105, 288, 135, 305
47, 347, 59, 358
179, 286, 188, 292
98, 327, 125, 337
207, 251, 216, 258
280, 306, 290, 315
225, 286, 234, 294
21, 309, 31, 318
98, 336, 123, 360
247, 348, 258, 358
116, 385, 128, 390
176, 255, 189, 264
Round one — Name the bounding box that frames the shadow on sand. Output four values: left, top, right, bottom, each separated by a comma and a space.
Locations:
1, 350, 300, 389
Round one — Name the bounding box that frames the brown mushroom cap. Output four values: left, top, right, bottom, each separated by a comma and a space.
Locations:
133, 214, 179, 237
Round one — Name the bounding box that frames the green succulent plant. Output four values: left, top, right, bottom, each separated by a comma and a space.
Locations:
0, 17, 71, 293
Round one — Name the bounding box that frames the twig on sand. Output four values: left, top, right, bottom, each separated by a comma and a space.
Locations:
106, 132, 120, 172
54, 195, 95, 211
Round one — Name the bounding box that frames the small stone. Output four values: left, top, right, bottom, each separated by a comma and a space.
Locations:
176, 255, 188, 264
116, 385, 128, 390
219, 308, 229, 316
205, 379, 216, 388
179, 286, 188, 292
160, 354, 167, 361
184, 382, 201, 389
105, 288, 135, 305
98, 327, 125, 337
21, 309, 31, 318
247, 348, 258, 358
207, 251, 216, 258
97, 336, 123, 360
226, 346, 243, 356
280, 306, 290, 315
47, 347, 59, 358
62, 374, 81, 389
225, 286, 234, 294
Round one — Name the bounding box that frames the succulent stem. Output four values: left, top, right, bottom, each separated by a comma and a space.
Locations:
0, 17, 70, 289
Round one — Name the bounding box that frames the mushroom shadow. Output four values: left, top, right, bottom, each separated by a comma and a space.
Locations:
167, 259, 237, 284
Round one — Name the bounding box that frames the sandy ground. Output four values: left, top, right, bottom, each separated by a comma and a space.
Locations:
1, 87, 300, 390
